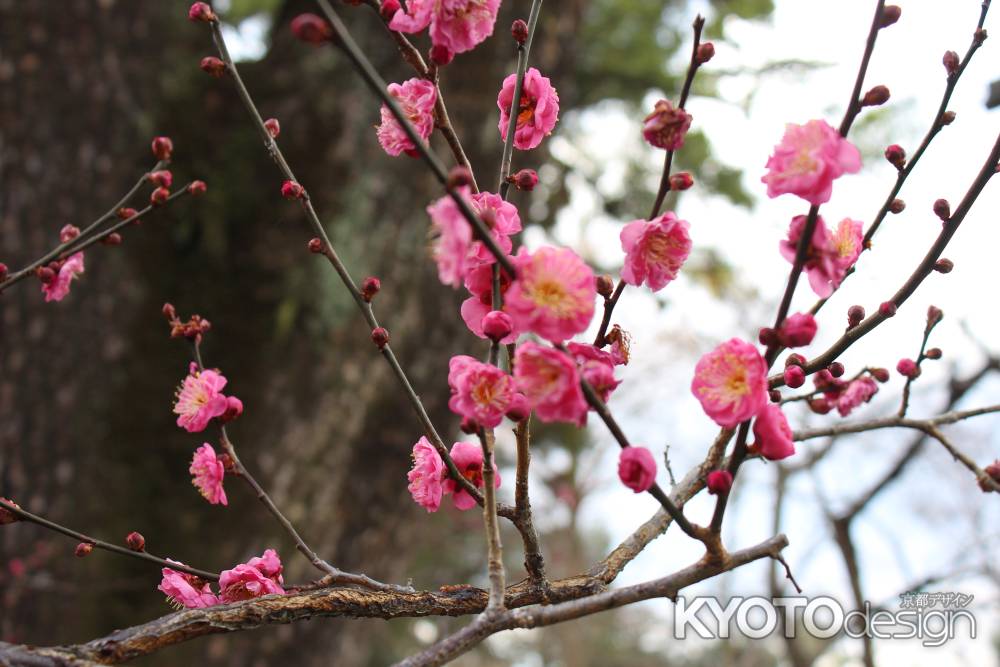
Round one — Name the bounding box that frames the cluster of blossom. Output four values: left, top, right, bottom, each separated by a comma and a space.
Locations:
158, 549, 284, 609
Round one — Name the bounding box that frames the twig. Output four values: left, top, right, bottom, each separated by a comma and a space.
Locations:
477, 430, 506, 609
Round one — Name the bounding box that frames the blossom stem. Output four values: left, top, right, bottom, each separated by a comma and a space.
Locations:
477, 430, 506, 610
314, 0, 516, 278
0, 498, 219, 581
897, 315, 941, 417
203, 17, 486, 507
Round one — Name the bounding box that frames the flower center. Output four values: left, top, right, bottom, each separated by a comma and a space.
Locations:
517, 94, 536, 125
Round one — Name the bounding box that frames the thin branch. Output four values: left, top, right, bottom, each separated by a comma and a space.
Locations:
477, 430, 506, 609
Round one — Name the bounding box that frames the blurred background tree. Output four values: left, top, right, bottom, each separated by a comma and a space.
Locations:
0, 1, 782, 664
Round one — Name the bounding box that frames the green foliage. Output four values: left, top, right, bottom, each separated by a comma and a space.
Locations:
223, 0, 282, 23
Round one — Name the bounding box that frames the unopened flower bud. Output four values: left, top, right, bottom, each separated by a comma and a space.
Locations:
460, 416, 479, 434
896, 358, 920, 378
596, 275, 614, 298
784, 353, 806, 368
36, 266, 56, 284
808, 397, 832, 415
669, 171, 694, 191
371, 327, 390, 349
696, 42, 715, 64
879, 5, 901, 27
281, 180, 305, 199
118, 207, 139, 221
0, 263, 7, 282
75, 542, 94, 557
187, 180, 207, 196
884, 144, 905, 169
706, 470, 733, 495
871, 367, 890, 383
927, 305, 943, 326
151, 136, 173, 161
888, 198, 906, 214
862, 85, 890, 107
758, 327, 779, 347
264, 118, 280, 138
219, 396, 243, 424
200, 56, 226, 78
101, 232, 123, 246
511, 19, 528, 45
380, 0, 401, 21
783, 365, 805, 389
933, 258, 954, 273
942, 50, 960, 75
0, 499, 19, 525
446, 166, 473, 189
941, 110, 956, 125
978, 460, 1000, 492
778, 312, 817, 348
361, 276, 381, 302
151, 187, 170, 206
769, 389, 782, 403
933, 198, 950, 221
482, 310, 513, 341
162, 303, 177, 321
291, 13, 333, 44
509, 168, 539, 191
307, 237, 324, 254
847, 305, 865, 328
505, 393, 530, 422
149, 170, 173, 188
126, 531, 145, 552
925, 347, 942, 360
60, 224, 81, 243
974, 28, 988, 46
188, 2, 217, 22
429, 44, 453, 66
878, 301, 897, 317
828, 362, 845, 378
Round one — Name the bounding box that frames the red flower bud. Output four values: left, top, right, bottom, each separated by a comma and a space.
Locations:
828, 362, 845, 378
784, 353, 806, 368
200, 56, 226, 78
769, 389, 782, 403
380, 0, 401, 22
925, 347, 942, 360
878, 301, 897, 317
149, 170, 173, 188
847, 305, 865, 328
307, 237, 324, 254
884, 144, 905, 169
150, 187, 170, 206
264, 118, 280, 138
888, 198, 905, 214
941, 110, 956, 125
291, 13, 333, 44
870, 367, 890, 383
460, 416, 480, 435
0, 263, 8, 282
509, 168, 539, 191
371, 327, 390, 349
669, 171, 694, 191
696, 42, 715, 64
188, 2, 217, 22
933, 198, 950, 221
447, 166, 473, 189
219, 396, 243, 424
933, 258, 954, 273
808, 397, 832, 415
60, 225, 81, 243
162, 303, 177, 320
596, 275, 614, 298
117, 207, 139, 221
777, 312, 817, 348
978, 460, 1000, 493
361, 276, 381, 302
927, 305, 943, 327
942, 50, 960, 75
896, 358, 920, 378
0, 499, 20, 525
706, 470, 733, 495
151, 136, 174, 161
187, 180, 207, 196
758, 327, 779, 347
505, 393, 530, 423
74, 542, 94, 558
482, 310, 513, 341
101, 232, 123, 246
281, 180, 305, 199
511, 19, 529, 45
783, 365, 805, 389
879, 5, 901, 28
429, 44, 454, 66
862, 85, 890, 107
126, 531, 146, 552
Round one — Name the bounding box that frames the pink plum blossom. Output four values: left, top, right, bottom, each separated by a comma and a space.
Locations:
835, 376, 879, 417
505, 246, 596, 342
447, 355, 516, 428
642, 100, 692, 151
190, 443, 227, 506
389, 0, 501, 58
408, 437, 446, 512
779, 215, 845, 298
158, 563, 220, 609
778, 312, 818, 348
762, 119, 861, 205
752, 404, 795, 461
498, 67, 560, 150
691, 338, 769, 428
428, 187, 474, 287
443, 441, 500, 511
618, 447, 657, 493
41, 252, 85, 302
620, 212, 692, 291
219, 551, 285, 603
460, 262, 520, 343
376, 78, 437, 157
566, 343, 620, 403
513, 342, 588, 425
173, 368, 232, 433
467, 191, 521, 266
831, 217, 863, 273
